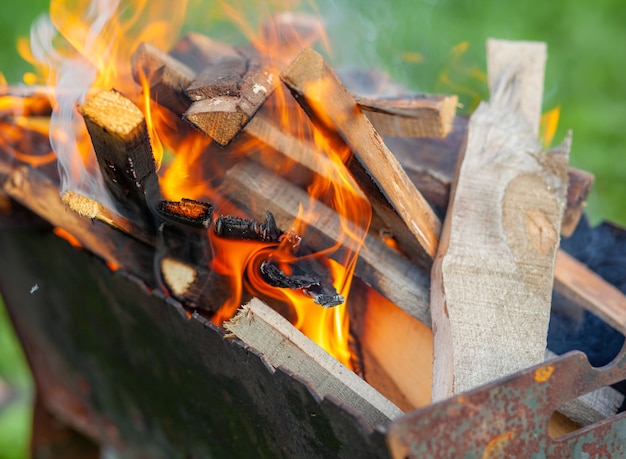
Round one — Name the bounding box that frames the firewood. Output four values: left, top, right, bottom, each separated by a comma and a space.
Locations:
355, 94, 458, 138
280, 48, 441, 269
3, 165, 154, 282
388, 117, 594, 234
431, 39, 570, 400
224, 297, 403, 427
554, 250, 626, 335
77, 89, 160, 224
131, 42, 196, 115
219, 159, 431, 325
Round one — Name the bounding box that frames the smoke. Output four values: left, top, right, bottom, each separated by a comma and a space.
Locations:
28, 1, 121, 208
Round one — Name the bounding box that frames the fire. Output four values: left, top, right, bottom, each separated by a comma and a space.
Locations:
540, 105, 560, 148
6, 0, 372, 371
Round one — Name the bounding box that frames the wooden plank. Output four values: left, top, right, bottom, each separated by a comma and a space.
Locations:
218, 159, 432, 325
280, 48, 441, 269
554, 250, 626, 335
431, 39, 570, 400
77, 89, 160, 224
224, 297, 403, 427
355, 94, 458, 138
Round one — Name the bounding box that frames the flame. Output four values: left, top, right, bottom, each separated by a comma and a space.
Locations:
53, 227, 83, 248
7, 0, 372, 372
540, 105, 560, 148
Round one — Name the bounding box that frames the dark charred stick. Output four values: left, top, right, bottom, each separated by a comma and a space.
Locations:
214, 211, 283, 242
259, 259, 344, 307
157, 198, 213, 229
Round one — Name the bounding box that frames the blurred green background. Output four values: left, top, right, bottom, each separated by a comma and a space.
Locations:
1, 0, 625, 456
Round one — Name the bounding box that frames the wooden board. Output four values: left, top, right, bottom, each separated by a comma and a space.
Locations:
430, 39, 570, 400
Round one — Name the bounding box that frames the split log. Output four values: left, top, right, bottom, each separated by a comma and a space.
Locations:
355, 94, 458, 138
131, 42, 196, 115
2, 165, 154, 282
387, 117, 594, 235
78, 89, 160, 225
184, 48, 277, 146
224, 297, 403, 428
219, 159, 431, 325
281, 48, 441, 269
431, 39, 570, 400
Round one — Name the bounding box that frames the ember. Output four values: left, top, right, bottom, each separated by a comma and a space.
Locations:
1, 0, 626, 457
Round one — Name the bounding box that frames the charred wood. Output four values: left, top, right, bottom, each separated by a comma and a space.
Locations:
214, 211, 283, 242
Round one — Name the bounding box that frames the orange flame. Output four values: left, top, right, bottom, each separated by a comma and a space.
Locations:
540, 105, 560, 148
8, 0, 369, 372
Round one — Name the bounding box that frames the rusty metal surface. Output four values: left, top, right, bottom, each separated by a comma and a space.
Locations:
387, 345, 626, 458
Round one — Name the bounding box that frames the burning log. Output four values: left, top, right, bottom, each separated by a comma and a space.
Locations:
430, 39, 570, 400
224, 297, 403, 428
78, 89, 161, 225
131, 42, 196, 115
184, 47, 277, 146
281, 48, 441, 269
355, 94, 458, 138
219, 159, 431, 325
259, 259, 344, 308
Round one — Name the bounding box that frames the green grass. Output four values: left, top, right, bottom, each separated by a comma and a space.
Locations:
1, 0, 625, 454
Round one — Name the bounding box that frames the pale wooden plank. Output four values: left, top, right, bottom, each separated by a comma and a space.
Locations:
431, 39, 570, 400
